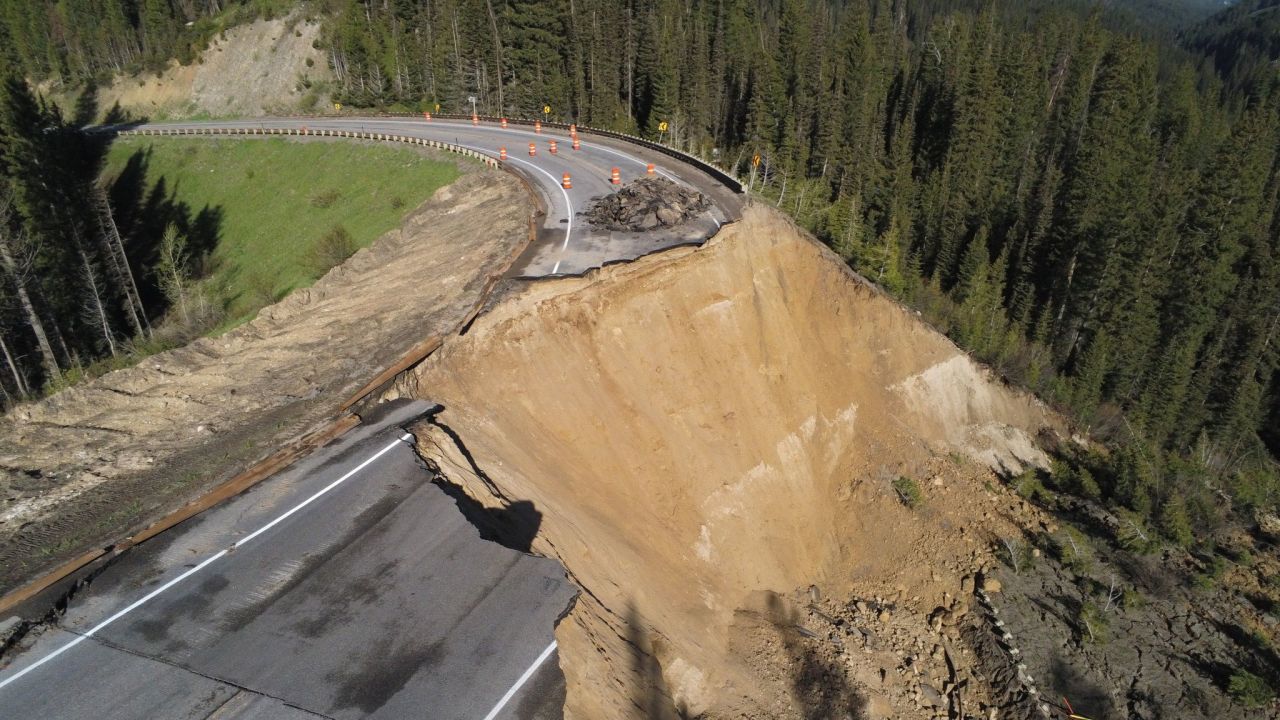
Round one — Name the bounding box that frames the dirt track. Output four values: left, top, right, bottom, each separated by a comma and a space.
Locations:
0, 168, 530, 597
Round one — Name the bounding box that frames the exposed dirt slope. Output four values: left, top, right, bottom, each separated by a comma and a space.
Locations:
0, 168, 529, 596
93, 12, 329, 119
395, 205, 1066, 718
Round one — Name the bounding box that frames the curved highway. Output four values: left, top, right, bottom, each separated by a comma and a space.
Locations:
0, 120, 744, 719
0, 402, 574, 719
128, 116, 744, 277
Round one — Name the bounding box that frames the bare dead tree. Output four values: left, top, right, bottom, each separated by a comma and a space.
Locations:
0, 194, 60, 379
1103, 575, 1122, 613
1119, 514, 1149, 551
484, 0, 505, 112
1082, 612, 1097, 643
93, 184, 149, 337
71, 224, 117, 357
1002, 537, 1024, 574
0, 332, 30, 399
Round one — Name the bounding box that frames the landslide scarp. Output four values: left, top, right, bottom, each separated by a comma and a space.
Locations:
391, 204, 1065, 718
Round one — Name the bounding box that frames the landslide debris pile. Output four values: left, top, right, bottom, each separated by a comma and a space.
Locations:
393, 205, 1068, 719
583, 177, 710, 231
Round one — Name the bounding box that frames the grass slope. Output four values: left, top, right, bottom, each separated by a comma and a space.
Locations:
103, 137, 460, 325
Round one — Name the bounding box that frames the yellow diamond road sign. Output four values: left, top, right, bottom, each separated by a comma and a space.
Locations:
334, 102, 342, 111
658, 121, 668, 132
543, 105, 551, 114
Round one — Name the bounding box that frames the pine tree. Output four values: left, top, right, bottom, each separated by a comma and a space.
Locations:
503, 0, 570, 116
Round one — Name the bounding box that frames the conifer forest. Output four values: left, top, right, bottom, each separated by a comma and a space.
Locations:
0, 0, 1278, 546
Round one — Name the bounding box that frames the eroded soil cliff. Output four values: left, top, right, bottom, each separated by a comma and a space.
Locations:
395, 205, 1070, 718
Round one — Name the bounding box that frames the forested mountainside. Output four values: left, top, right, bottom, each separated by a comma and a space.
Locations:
0, 0, 283, 79
319, 0, 1280, 545
0, 0, 1276, 550
1185, 0, 1280, 99
1112, 0, 1232, 27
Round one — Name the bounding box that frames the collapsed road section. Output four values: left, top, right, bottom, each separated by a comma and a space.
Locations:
390, 205, 1069, 719
0, 400, 576, 719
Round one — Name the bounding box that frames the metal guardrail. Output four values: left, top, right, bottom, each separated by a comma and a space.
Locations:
430, 113, 745, 194
112, 113, 745, 194
147, 111, 745, 193
114, 125, 500, 169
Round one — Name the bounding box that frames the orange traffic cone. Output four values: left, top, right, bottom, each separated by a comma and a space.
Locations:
501, 117, 508, 128
570, 124, 577, 136
529, 142, 536, 156
549, 140, 558, 154
610, 167, 621, 185
562, 173, 572, 189
534, 120, 542, 134
646, 163, 655, 175
471, 114, 479, 126
424, 111, 431, 121
500, 146, 507, 161
572, 137, 581, 150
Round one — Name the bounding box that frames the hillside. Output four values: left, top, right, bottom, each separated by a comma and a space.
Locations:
1184, 0, 1280, 96
1110, 0, 1233, 27
0, 166, 530, 597
60, 11, 332, 120
103, 137, 458, 325
394, 205, 1271, 719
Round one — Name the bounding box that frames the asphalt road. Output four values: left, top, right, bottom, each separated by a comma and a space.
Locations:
0, 400, 575, 719
0, 117, 745, 717
127, 116, 744, 277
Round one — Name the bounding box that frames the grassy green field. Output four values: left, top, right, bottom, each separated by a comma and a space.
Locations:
102, 137, 461, 326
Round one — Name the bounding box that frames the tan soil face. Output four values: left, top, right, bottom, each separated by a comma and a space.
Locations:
397, 205, 1066, 718
0, 168, 530, 596
83, 13, 330, 119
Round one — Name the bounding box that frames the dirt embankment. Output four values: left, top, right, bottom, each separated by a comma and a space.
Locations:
0, 167, 530, 597
87, 12, 330, 119
394, 205, 1068, 718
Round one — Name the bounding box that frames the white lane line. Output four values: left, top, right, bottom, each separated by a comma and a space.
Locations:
0, 433, 413, 692
450, 143, 573, 274
479, 640, 558, 720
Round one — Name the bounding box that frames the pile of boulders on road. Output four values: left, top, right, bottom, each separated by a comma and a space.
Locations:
583, 177, 711, 231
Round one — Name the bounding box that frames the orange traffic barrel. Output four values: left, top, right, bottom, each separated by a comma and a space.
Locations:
471, 114, 479, 126
646, 163, 655, 175
499, 146, 507, 161
549, 140, 558, 154
534, 120, 542, 133
562, 173, 572, 189
572, 137, 581, 150
610, 167, 621, 184
424, 111, 431, 121
529, 142, 536, 156
570, 123, 577, 136
501, 117, 508, 128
